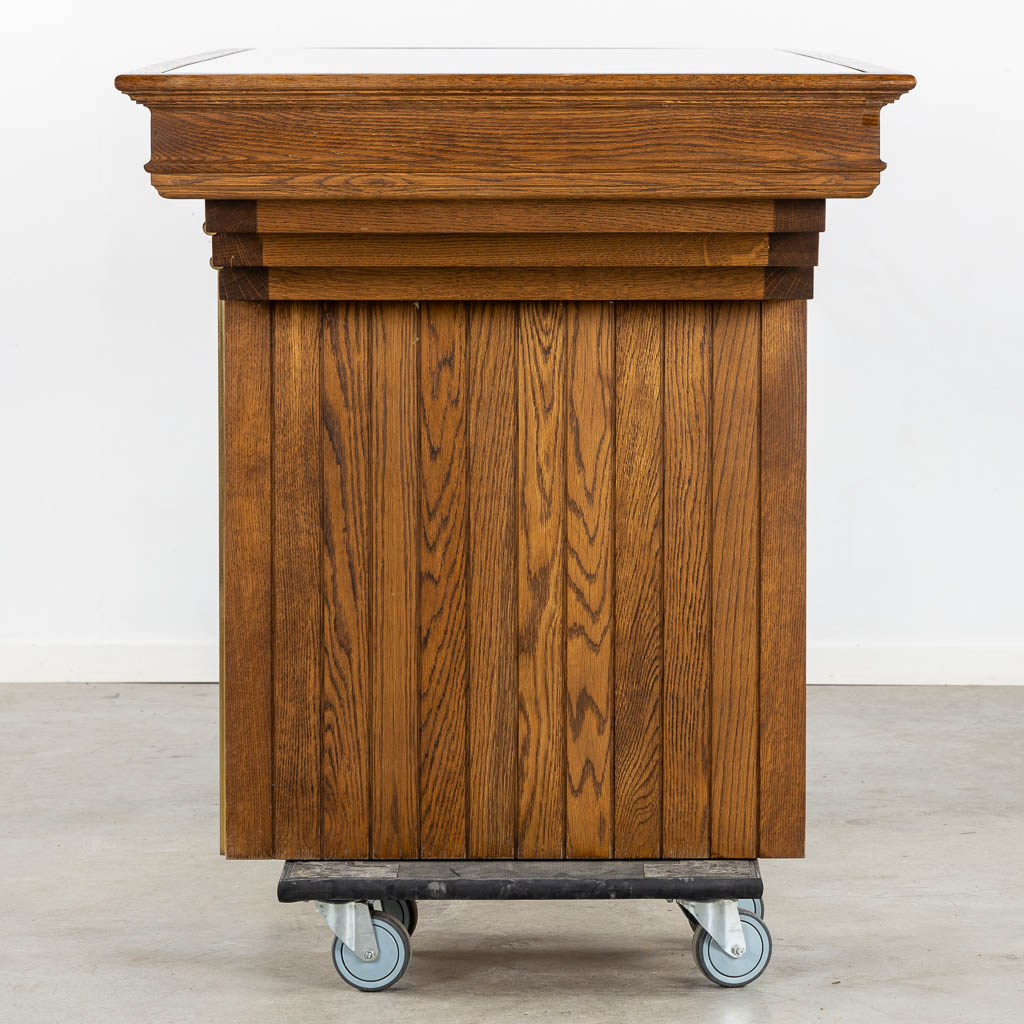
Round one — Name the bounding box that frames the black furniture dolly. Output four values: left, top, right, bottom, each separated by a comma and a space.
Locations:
278, 859, 771, 991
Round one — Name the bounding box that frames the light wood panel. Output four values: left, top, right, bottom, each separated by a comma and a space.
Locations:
710, 302, 761, 858
517, 302, 567, 858
663, 301, 712, 858
418, 302, 469, 858
613, 302, 664, 858
759, 301, 807, 857
565, 302, 615, 858
466, 303, 518, 858
271, 302, 322, 857
218, 297, 808, 861
220, 300, 273, 858
370, 302, 420, 858
321, 302, 371, 858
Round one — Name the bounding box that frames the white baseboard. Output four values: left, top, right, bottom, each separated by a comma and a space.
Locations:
1, 642, 1021, 685
808, 643, 1024, 685
0, 643, 218, 683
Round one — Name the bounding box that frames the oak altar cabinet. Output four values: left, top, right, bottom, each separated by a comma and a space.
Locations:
116, 48, 914, 990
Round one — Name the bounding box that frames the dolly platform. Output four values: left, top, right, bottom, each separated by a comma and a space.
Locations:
279, 859, 771, 990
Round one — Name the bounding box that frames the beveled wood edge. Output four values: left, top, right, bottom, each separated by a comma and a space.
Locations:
161, 172, 881, 201
217, 266, 813, 301
210, 231, 818, 269
116, 70, 915, 101
204, 198, 826, 235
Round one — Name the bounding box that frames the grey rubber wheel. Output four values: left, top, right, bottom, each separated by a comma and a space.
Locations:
376, 899, 418, 936
739, 896, 765, 919
691, 909, 772, 988
332, 912, 410, 992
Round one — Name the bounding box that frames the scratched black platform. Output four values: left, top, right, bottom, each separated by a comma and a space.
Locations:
278, 859, 762, 902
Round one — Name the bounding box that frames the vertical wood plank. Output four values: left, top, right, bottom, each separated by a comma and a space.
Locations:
565, 302, 614, 858
418, 302, 468, 858
321, 302, 371, 858
371, 302, 420, 858
613, 301, 664, 858
272, 301, 322, 858
517, 301, 566, 858
221, 300, 273, 858
759, 300, 807, 857
467, 302, 518, 858
710, 301, 761, 858
663, 301, 712, 857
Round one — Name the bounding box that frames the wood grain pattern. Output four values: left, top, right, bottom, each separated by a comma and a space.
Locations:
759, 301, 807, 857
710, 302, 761, 859
663, 302, 712, 858
467, 303, 518, 858
271, 301, 322, 857
517, 302, 566, 858
219, 266, 813, 302
371, 302, 420, 858
119, 50, 917, 866
613, 302, 664, 858
321, 302, 371, 858
206, 198, 819, 236
220, 300, 273, 858
211, 231, 820, 268
565, 302, 615, 858
418, 302, 468, 858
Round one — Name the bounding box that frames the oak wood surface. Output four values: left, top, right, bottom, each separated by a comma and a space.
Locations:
321, 302, 371, 858
759, 301, 807, 857
218, 266, 813, 302
466, 303, 518, 858
206, 198, 825, 236
662, 301, 712, 858
370, 303, 420, 858
417, 302, 469, 858
517, 302, 567, 858
564, 302, 615, 858
613, 302, 664, 858
117, 49, 907, 863
709, 303, 761, 858
211, 231, 819, 268
216, 298, 810, 860
271, 302, 322, 857
220, 301, 273, 858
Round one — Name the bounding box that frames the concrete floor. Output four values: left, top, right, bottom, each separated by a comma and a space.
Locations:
1, 684, 1021, 1023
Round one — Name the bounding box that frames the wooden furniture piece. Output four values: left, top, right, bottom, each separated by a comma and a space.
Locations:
116, 47, 912, 988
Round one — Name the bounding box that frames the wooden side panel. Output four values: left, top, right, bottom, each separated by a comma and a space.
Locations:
565, 302, 615, 858
370, 302, 420, 858
517, 301, 566, 858
321, 302, 371, 858
613, 302, 664, 858
272, 302, 322, 857
221, 301, 273, 858
418, 302, 469, 858
467, 303, 518, 857
710, 302, 761, 858
663, 302, 712, 858
759, 301, 807, 857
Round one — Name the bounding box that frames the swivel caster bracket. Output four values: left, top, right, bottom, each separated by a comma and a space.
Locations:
315, 900, 380, 963
677, 899, 746, 958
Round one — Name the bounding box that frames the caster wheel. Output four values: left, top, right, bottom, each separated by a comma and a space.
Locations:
739, 896, 765, 919
332, 911, 410, 992
376, 898, 418, 936
691, 909, 772, 988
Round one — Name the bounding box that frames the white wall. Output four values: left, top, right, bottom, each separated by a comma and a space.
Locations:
2, 1, 1021, 683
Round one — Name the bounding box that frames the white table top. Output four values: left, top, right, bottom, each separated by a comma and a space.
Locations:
159, 48, 872, 76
